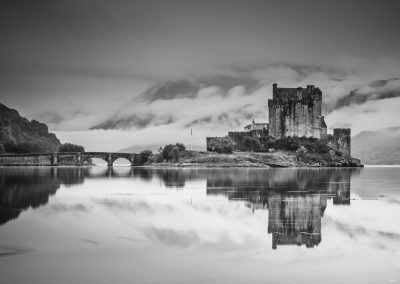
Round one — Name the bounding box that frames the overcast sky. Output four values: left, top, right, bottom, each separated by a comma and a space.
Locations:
1, 0, 400, 151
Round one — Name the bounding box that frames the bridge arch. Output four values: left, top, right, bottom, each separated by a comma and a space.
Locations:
82, 152, 112, 166
112, 157, 131, 166
0, 152, 140, 167
111, 153, 135, 166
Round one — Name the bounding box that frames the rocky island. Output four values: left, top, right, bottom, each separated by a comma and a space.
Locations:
143, 150, 362, 168
138, 84, 363, 168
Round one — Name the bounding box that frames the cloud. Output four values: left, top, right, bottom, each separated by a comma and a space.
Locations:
93, 58, 400, 129
326, 97, 400, 133
334, 78, 400, 110
50, 57, 400, 150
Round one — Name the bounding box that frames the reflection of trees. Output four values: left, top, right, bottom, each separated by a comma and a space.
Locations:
131, 168, 156, 181
0, 167, 86, 225
132, 169, 189, 188
56, 167, 88, 187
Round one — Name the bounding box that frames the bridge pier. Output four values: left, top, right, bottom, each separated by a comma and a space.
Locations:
77, 153, 83, 165
51, 152, 58, 166
107, 153, 113, 167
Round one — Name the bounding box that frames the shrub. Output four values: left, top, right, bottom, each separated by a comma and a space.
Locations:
155, 153, 165, 163
242, 136, 262, 151
271, 136, 330, 154
135, 149, 153, 165
169, 146, 180, 162
272, 137, 300, 151
162, 144, 175, 160
175, 143, 186, 152
208, 136, 234, 154
4, 142, 40, 153
58, 143, 85, 153
0, 144, 4, 154
162, 143, 186, 161
139, 150, 152, 163
147, 147, 165, 163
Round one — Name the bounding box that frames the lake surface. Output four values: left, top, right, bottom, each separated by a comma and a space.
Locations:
0, 166, 399, 284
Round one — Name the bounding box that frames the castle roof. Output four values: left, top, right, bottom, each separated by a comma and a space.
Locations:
273, 84, 322, 101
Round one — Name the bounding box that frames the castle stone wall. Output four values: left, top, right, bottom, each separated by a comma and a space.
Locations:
268, 84, 324, 139
228, 132, 248, 150
333, 128, 351, 158
326, 129, 351, 158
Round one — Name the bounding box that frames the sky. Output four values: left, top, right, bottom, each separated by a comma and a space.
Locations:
1, 0, 400, 151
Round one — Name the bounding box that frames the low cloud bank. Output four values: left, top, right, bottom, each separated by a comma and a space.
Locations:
53, 57, 400, 150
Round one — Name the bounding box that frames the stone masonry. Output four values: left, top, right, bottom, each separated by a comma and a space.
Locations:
206, 83, 352, 157
268, 83, 327, 139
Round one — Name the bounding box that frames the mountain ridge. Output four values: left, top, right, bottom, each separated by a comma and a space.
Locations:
352, 125, 400, 165
0, 102, 61, 152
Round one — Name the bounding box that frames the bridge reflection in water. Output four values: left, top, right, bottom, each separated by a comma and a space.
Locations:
0, 167, 358, 249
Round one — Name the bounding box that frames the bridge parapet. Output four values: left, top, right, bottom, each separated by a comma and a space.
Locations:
0, 152, 139, 167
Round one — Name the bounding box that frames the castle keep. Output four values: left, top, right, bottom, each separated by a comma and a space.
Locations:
268, 83, 327, 139
207, 83, 352, 157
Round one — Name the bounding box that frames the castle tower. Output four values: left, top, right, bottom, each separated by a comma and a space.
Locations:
333, 128, 351, 158
268, 83, 327, 139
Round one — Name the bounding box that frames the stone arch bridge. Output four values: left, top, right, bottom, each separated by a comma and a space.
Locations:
0, 152, 141, 167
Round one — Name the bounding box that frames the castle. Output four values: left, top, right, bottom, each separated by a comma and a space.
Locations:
207, 83, 351, 157
269, 83, 326, 139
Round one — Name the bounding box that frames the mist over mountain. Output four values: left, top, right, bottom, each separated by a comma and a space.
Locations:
352, 126, 400, 165
335, 78, 400, 110
91, 71, 400, 137
0, 103, 61, 152
91, 76, 262, 131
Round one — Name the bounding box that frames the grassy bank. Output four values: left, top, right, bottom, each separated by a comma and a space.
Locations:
143, 150, 363, 168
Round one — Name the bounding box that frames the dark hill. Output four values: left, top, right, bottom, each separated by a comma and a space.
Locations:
0, 103, 61, 153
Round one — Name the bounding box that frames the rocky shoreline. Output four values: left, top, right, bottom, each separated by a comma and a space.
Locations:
142, 151, 363, 168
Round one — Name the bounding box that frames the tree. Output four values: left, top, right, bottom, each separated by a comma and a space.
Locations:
136, 150, 153, 165
169, 146, 180, 162
58, 143, 85, 153
162, 144, 175, 160
175, 143, 186, 152
242, 136, 262, 151
139, 150, 152, 163
0, 144, 5, 154
208, 136, 234, 154
162, 143, 186, 161
4, 142, 40, 153
272, 137, 300, 151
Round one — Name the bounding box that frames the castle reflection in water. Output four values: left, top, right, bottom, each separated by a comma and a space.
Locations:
0, 167, 359, 249
204, 169, 354, 249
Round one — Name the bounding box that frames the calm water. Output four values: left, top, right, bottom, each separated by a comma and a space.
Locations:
0, 166, 399, 284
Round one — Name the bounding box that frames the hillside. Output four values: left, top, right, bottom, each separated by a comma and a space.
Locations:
0, 103, 61, 153
352, 126, 400, 165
